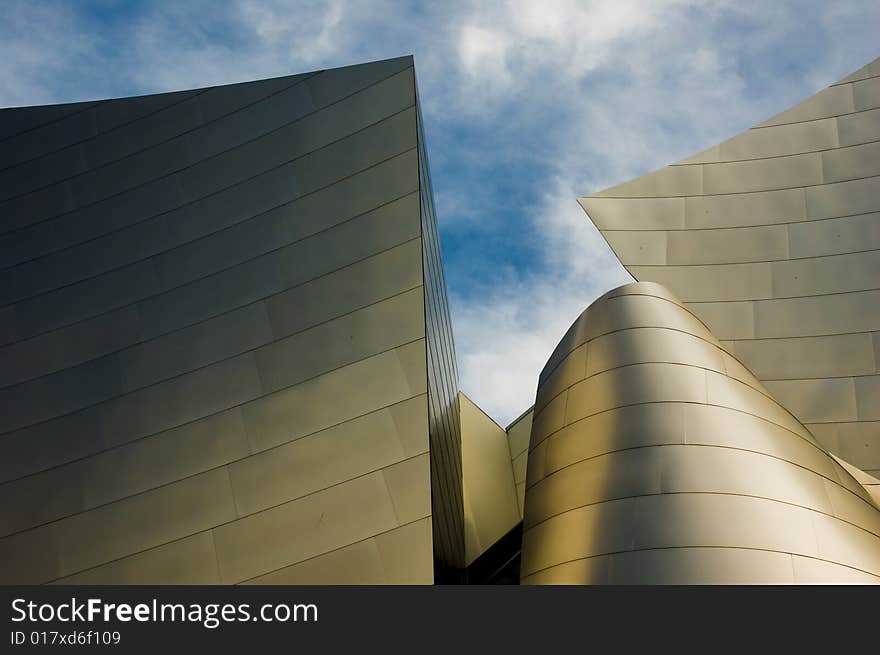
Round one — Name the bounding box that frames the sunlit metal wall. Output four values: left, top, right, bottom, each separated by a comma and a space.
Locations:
580, 57, 880, 477
0, 57, 452, 584
460, 392, 520, 566
521, 281, 880, 584
506, 408, 533, 519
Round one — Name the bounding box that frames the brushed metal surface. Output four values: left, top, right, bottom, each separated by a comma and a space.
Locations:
521, 281, 880, 584
0, 57, 464, 584
581, 57, 880, 473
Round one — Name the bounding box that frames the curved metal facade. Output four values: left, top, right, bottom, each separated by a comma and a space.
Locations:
0, 57, 465, 584
580, 57, 880, 478
521, 281, 880, 584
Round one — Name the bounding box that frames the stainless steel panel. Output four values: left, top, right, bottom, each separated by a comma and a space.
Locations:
460, 392, 520, 563
82, 95, 203, 168
855, 375, 880, 420
12, 258, 159, 339
99, 353, 263, 449
684, 188, 805, 228
606, 548, 798, 584
0, 59, 444, 586
732, 333, 876, 379
667, 224, 788, 264
579, 197, 684, 230
534, 343, 585, 412
753, 289, 880, 338
805, 175, 880, 219
266, 237, 422, 338
719, 119, 836, 161
212, 471, 399, 583
52, 467, 237, 579
228, 395, 425, 516
254, 288, 424, 393
757, 84, 853, 127
590, 164, 702, 198
0, 353, 122, 433
602, 230, 667, 265
241, 340, 427, 453
853, 76, 880, 111
0, 304, 142, 388
522, 281, 880, 583
822, 140, 880, 183
702, 152, 822, 194
51, 532, 220, 585
119, 302, 274, 392
629, 262, 772, 302
0, 408, 104, 483
787, 212, 880, 258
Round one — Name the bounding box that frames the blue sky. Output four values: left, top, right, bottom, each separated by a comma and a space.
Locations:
2, 1, 878, 424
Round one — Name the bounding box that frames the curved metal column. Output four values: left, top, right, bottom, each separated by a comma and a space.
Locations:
521, 281, 880, 584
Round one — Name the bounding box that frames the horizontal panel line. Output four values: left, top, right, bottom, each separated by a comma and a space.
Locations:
0, 281, 426, 439
619, 246, 880, 267
539, 291, 718, 387
521, 545, 880, 582
0, 367, 428, 490
530, 400, 824, 478
669, 136, 880, 166
724, 330, 879, 343
0, 190, 421, 389
0, 88, 212, 175
673, 285, 880, 303
0, 154, 419, 312
0, 101, 98, 146
0, 146, 418, 347
539, 345, 768, 418
39, 453, 430, 585
830, 71, 880, 87
0, 71, 314, 176
804, 419, 880, 425
592, 208, 880, 232
520, 490, 880, 554
762, 372, 879, 382
0, 392, 429, 541
234, 515, 431, 585
0, 334, 428, 487
0, 104, 417, 276
0, 64, 414, 234
750, 100, 880, 129
524, 441, 876, 520
586, 172, 880, 199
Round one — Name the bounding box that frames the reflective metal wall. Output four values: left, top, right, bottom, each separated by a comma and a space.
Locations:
580, 57, 880, 478
506, 408, 533, 519
521, 281, 880, 584
0, 57, 457, 584
460, 393, 520, 565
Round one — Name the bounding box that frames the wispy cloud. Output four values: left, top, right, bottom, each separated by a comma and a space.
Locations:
1, 0, 876, 423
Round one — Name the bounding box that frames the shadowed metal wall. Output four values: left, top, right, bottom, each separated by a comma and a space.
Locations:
0, 56, 463, 584
417, 93, 466, 576
521, 281, 880, 584
580, 57, 880, 477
